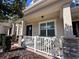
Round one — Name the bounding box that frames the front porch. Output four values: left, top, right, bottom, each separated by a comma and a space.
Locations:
9, 1, 79, 59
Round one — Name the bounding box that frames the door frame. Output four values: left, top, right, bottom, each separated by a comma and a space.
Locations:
26, 25, 32, 36
72, 20, 79, 37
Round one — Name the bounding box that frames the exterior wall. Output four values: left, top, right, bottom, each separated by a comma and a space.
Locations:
0, 22, 10, 35
32, 23, 39, 36
5, 27, 9, 35
56, 19, 64, 36
25, 18, 64, 36
0, 25, 8, 34
25, 22, 39, 36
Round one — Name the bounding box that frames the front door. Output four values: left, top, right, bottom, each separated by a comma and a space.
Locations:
26, 25, 32, 36
9, 28, 12, 35
73, 21, 79, 37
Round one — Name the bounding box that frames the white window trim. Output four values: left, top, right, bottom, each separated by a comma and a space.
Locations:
39, 20, 57, 37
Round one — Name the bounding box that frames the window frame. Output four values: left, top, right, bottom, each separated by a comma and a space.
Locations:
71, 0, 79, 8
39, 20, 57, 37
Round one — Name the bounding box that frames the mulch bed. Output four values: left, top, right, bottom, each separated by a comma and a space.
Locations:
0, 48, 48, 59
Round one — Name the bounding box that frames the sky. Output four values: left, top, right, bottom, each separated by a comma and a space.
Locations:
6, 0, 33, 6
26, 0, 32, 6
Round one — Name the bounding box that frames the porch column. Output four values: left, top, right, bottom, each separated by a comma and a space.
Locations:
63, 4, 74, 37
16, 24, 19, 36
7, 28, 10, 36
11, 23, 16, 36
18, 21, 25, 47
20, 21, 23, 36
21, 20, 25, 35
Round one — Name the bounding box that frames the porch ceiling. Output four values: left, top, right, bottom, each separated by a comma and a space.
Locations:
23, 0, 58, 14
23, 2, 64, 24
23, 0, 71, 15
24, 11, 60, 24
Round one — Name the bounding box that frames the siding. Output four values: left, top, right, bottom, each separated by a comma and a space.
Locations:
0, 26, 8, 34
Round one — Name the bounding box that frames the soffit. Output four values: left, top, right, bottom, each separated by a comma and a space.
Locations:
24, 0, 59, 15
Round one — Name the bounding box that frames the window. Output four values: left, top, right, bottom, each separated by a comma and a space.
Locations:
76, 0, 79, 6
40, 21, 55, 37
71, 0, 79, 8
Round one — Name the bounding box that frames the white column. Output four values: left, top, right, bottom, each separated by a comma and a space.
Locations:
7, 28, 10, 36
18, 36, 22, 47
21, 21, 23, 35
18, 21, 25, 47
34, 36, 37, 52
63, 4, 74, 37
16, 24, 19, 36
11, 23, 14, 35
21, 20, 25, 36
11, 23, 16, 36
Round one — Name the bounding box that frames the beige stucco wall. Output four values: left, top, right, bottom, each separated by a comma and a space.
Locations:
32, 23, 39, 36
0, 25, 8, 34
24, 18, 64, 36
25, 22, 39, 36
56, 19, 64, 36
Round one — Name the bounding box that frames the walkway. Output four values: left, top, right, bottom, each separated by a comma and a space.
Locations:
0, 44, 48, 59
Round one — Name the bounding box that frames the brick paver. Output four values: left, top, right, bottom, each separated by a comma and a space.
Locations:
0, 48, 48, 59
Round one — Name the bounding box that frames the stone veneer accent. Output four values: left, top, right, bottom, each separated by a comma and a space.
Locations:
63, 37, 79, 59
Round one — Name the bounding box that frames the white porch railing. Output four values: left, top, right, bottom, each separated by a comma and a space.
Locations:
23, 36, 63, 58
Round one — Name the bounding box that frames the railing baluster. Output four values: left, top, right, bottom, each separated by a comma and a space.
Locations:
48, 38, 50, 54
50, 39, 52, 55
39, 38, 40, 50
34, 36, 36, 52
23, 36, 63, 58
42, 38, 43, 51
44, 38, 45, 52
46, 38, 47, 52
41, 37, 42, 50
39, 37, 40, 50
45, 38, 47, 52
